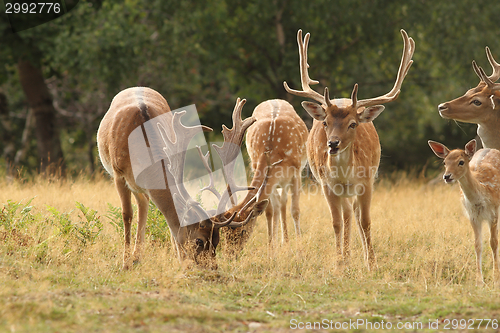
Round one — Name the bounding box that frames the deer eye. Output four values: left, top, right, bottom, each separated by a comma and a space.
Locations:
322, 121, 327, 126
458, 160, 464, 166
472, 100, 482, 106
349, 122, 357, 129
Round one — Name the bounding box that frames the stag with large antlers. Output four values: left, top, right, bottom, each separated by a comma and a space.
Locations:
438, 47, 500, 149
97, 87, 268, 269
284, 29, 415, 270
221, 99, 308, 254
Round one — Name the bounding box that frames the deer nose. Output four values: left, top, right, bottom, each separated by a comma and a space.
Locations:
443, 174, 452, 182
195, 238, 204, 248
328, 140, 340, 148
438, 103, 447, 112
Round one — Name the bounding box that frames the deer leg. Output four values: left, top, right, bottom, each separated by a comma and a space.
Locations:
471, 219, 484, 286
356, 188, 377, 270
265, 195, 274, 245
115, 176, 134, 270
290, 175, 301, 237
272, 192, 281, 245
323, 185, 343, 264
490, 218, 499, 287
341, 198, 354, 264
279, 186, 289, 243
132, 192, 149, 263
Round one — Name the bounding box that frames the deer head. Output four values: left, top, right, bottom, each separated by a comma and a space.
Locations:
158, 98, 269, 266
283, 29, 414, 155
438, 47, 500, 125
428, 139, 477, 184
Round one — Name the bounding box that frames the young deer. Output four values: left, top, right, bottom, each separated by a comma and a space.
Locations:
97, 87, 268, 269
283, 29, 414, 270
438, 47, 500, 149
221, 99, 308, 254
429, 139, 500, 286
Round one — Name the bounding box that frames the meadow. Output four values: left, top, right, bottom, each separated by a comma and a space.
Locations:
1, 174, 500, 332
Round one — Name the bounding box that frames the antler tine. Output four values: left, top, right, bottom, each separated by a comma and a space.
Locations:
283, 29, 329, 106
196, 146, 221, 200
212, 98, 256, 215
212, 98, 255, 163
473, 61, 500, 91
486, 47, 500, 82
236, 153, 283, 216
357, 29, 415, 109
158, 111, 206, 202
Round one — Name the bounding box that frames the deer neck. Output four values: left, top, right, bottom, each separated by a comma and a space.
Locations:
458, 169, 482, 203
477, 122, 500, 149
327, 142, 354, 180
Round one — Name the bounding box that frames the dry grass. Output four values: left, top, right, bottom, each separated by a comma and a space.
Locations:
1, 174, 500, 332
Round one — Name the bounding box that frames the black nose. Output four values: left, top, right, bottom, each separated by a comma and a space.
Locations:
443, 174, 451, 181
195, 238, 204, 247
328, 140, 340, 148
438, 103, 447, 112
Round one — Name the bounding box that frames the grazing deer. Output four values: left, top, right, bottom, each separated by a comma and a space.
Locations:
222, 99, 308, 251
428, 139, 500, 286
97, 87, 268, 269
438, 47, 500, 149
283, 29, 415, 270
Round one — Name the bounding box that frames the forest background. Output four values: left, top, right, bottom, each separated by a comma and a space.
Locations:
1, 0, 499, 177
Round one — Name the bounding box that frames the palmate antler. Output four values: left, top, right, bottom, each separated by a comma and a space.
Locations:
283, 29, 415, 109
158, 98, 257, 229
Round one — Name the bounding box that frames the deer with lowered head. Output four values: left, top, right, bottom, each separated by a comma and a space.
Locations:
222, 99, 308, 253
283, 29, 415, 270
438, 47, 500, 149
97, 87, 268, 269
428, 139, 500, 286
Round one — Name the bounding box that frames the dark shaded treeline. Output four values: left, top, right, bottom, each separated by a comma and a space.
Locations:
0, 0, 498, 176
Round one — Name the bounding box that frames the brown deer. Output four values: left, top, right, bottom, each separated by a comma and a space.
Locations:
428, 139, 500, 286
438, 47, 500, 149
222, 99, 308, 251
97, 87, 268, 269
283, 29, 414, 270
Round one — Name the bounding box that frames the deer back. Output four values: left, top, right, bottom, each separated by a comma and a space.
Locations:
471, 148, 500, 197
97, 86, 172, 192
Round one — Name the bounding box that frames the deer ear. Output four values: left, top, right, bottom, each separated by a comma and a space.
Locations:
358, 105, 385, 123
253, 199, 269, 217
301, 101, 326, 121
465, 139, 477, 158
428, 140, 450, 159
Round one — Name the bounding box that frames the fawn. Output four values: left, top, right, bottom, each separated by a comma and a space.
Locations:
429, 139, 500, 286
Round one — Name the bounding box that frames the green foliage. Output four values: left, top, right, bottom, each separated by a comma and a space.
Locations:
0, 198, 35, 231
104, 202, 123, 234
74, 202, 103, 246
47, 202, 103, 246
146, 201, 170, 243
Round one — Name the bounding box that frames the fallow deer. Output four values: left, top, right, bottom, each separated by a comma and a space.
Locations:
438, 47, 500, 149
428, 139, 500, 286
97, 87, 268, 269
222, 99, 308, 252
283, 29, 415, 270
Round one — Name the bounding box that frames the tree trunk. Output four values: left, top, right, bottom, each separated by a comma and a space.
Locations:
17, 59, 65, 176
0, 91, 16, 176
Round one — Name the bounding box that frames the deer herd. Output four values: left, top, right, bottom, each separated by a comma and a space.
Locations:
96, 29, 500, 286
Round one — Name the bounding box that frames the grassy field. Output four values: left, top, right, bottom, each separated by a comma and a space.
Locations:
1, 174, 500, 332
